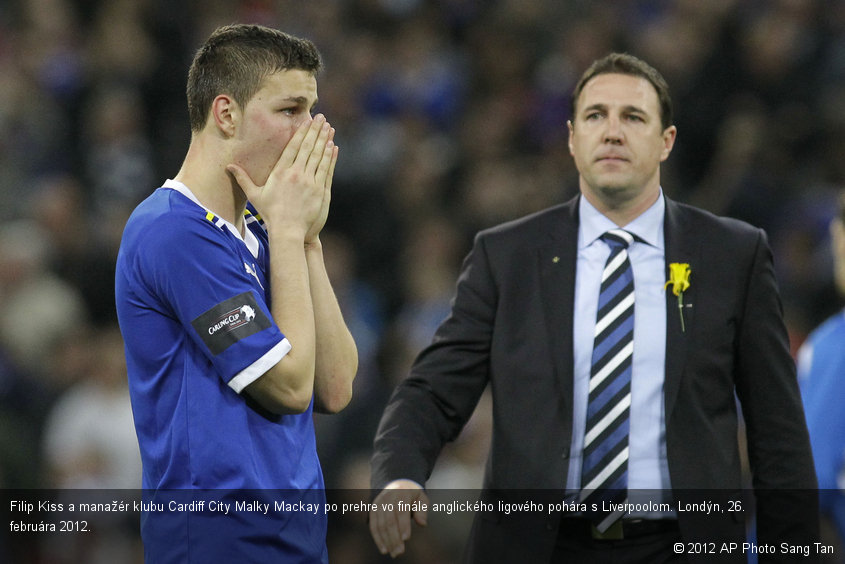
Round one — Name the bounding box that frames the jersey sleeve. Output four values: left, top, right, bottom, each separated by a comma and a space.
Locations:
136, 209, 289, 392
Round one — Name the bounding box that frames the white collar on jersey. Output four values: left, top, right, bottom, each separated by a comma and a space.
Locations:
163, 179, 260, 259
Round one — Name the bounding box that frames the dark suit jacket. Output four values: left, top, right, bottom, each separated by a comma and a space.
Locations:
371, 195, 818, 563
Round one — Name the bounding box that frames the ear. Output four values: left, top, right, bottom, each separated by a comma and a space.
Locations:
567, 120, 575, 156
210, 94, 239, 137
660, 125, 677, 162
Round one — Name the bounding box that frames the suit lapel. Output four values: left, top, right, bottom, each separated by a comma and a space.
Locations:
663, 198, 699, 420
535, 196, 696, 420
538, 197, 580, 406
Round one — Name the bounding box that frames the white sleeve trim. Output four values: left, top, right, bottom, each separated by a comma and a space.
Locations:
227, 338, 292, 394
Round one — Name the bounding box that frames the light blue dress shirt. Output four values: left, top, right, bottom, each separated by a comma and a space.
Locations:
567, 192, 674, 515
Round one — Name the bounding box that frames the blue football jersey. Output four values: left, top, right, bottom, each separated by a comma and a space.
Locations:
797, 309, 845, 542
116, 180, 327, 563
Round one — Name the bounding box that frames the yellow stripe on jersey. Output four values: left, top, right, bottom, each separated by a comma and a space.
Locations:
205, 211, 215, 222
244, 209, 263, 223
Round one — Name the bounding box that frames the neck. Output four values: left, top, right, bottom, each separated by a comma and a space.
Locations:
581, 184, 660, 227
174, 137, 247, 233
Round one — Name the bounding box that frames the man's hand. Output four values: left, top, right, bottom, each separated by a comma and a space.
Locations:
369, 480, 430, 558
224, 114, 337, 414
303, 121, 337, 245
227, 114, 338, 242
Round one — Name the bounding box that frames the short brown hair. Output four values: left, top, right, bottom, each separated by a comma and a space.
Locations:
186, 24, 323, 133
571, 52, 673, 130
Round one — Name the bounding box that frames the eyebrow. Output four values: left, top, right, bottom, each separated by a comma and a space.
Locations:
582, 103, 647, 115
281, 96, 319, 111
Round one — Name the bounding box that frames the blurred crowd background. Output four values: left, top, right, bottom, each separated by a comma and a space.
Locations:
1, 0, 844, 562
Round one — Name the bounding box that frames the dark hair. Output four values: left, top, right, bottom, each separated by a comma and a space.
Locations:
571, 52, 673, 130
186, 24, 323, 133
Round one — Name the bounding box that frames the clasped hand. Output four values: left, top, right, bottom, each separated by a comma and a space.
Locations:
227, 114, 338, 243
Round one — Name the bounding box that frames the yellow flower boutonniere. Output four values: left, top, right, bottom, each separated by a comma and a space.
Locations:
665, 263, 691, 332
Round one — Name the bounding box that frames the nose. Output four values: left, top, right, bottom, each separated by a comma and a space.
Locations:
603, 116, 623, 144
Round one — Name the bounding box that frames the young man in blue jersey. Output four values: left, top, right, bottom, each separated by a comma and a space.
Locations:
115, 24, 357, 563
797, 192, 845, 552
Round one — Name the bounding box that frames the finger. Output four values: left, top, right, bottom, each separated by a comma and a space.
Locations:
327, 143, 338, 187
226, 164, 258, 201
275, 117, 314, 172
369, 493, 395, 555
293, 114, 326, 169
388, 508, 410, 557
412, 506, 428, 527
314, 139, 336, 189
370, 505, 405, 556
305, 121, 332, 176
368, 509, 388, 555
375, 502, 403, 556
321, 128, 338, 188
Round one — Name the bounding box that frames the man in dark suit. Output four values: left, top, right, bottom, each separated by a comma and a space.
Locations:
369, 53, 818, 563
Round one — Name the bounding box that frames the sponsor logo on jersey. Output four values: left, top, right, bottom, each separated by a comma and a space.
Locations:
192, 292, 271, 355
244, 262, 264, 289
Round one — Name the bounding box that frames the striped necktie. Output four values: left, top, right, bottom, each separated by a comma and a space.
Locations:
580, 228, 635, 532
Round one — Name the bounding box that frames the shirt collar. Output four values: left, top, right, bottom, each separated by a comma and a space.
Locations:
578, 190, 665, 251
163, 179, 260, 259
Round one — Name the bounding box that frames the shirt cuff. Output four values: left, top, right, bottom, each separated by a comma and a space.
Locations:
227, 338, 292, 393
